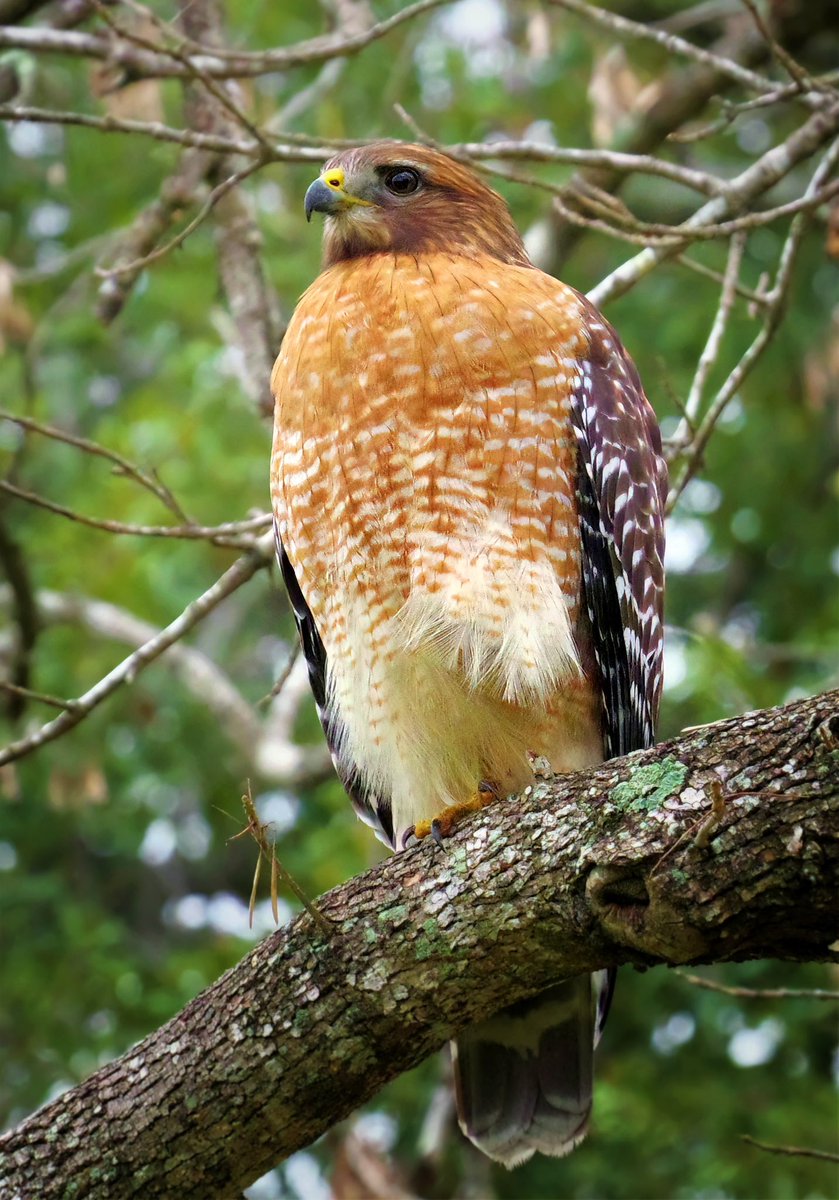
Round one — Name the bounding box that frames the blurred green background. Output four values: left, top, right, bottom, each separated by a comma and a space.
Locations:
0, 1, 837, 1197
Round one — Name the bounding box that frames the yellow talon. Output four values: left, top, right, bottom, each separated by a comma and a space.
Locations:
402, 780, 502, 849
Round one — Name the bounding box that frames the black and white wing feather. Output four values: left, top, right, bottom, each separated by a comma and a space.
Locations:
571, 307, 667, 758
274, 526, 394, 848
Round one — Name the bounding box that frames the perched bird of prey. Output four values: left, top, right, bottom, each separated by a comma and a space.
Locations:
270, 142, 666, 1167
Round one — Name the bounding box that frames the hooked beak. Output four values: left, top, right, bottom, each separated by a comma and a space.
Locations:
304, 177, 342, 222
304, 168, 374, 222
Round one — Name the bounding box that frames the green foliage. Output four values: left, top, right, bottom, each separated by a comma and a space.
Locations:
0, 2, 836, 1198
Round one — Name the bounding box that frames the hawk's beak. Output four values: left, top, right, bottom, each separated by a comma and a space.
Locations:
304, 167, 373, 222
304, 178, 342, 222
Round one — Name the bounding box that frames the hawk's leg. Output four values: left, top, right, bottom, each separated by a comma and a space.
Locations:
401, 780, 501, 850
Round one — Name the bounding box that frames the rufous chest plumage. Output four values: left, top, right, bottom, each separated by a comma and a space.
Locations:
270, 250, 591, 680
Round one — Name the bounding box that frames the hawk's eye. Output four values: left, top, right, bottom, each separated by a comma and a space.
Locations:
384, 168, 421, 196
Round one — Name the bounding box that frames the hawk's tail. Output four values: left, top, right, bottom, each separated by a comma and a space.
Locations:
452, 972, 613, 1168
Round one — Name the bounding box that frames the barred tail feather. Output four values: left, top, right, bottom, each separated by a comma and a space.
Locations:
452, 975, 606, 1168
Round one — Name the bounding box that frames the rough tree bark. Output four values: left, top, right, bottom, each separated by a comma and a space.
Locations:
1, 689, 837, 1198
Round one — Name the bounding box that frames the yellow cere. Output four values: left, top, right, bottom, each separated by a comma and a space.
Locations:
320, 167, 374, 208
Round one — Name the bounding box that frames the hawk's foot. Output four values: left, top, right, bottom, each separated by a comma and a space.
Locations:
401, 780, 501, 850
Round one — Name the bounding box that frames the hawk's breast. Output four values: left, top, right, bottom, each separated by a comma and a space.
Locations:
270, 252, 602, 833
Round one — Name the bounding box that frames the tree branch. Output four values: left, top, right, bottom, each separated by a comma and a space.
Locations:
0, 0, 451, 79
1, 689, 836, 1198
0, 533, 275, 767
588, 100, 839, 306
177, 0, 281, 419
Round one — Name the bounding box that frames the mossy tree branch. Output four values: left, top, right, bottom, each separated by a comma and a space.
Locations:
1, 689, 837, 1198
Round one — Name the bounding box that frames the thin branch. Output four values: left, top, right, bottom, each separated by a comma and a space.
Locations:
125, 0, 444, 68
541, 5, 836, 274
0, 104, 306, 158
176, 0, 282, 420
90, 0, 274, 153
94, 147, 214, 323
478, 155, 838, 255
739, 0, 822, 96
0, 478, 270, 546
268, 58, 347, 131
667, 81, 839, 145
0, 408, 189, 519
0, 0, 451, 79
398, 109, 826, 256
450, 139, 726, 197
674, 231, 748, 447
258, 641, 300, 708
0, 585, 264, 760
0, 680, 77, 712
255, 652, 334, 788
0, 533, 275, 768
741, 1136, 839, 1163
566, 177, 839, 243
546, 0, 826, 111
675, 253, 770, 308
588, 105, 839, 306
678, 972, 839, 1001
668, 138, 839, 508
0, 103, 754, 201
94, 159, 262, 279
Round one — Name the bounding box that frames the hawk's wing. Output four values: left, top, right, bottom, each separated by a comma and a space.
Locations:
571, 309, 667, 758
275, 528, 395, 847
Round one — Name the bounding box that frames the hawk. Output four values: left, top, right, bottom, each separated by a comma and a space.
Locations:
270, 143, 666, 1167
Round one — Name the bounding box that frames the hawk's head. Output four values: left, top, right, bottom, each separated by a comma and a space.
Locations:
304, 142, 529, 269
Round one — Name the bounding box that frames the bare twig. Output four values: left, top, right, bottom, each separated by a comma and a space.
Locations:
268, 58, 347, 130
0, 104, 319, 158
449, 139, 725, 197
589, 105, 839, 306
398, 108, 829, 258
95, 147, 214, 322
0, 0, 451, 79
255, 652, 334, 788
673, 231, 748, 448
741, 1135, 839, 1163
739, 0, 821, 96
94, 159, 262, 279
668, 137, 839, 508
0, 478, 269, 547
564, 177, 839, 243
541, 7, 833, 274
482, 156, 838, 257
666, 81, 839, 144
2, 102, 830, 247
90, 0, 275, 153
0, 585, 263, 759
547, 0, 826, 111
0, 533, 275, 768
0, 408, 189, 519
675, 253, 770, 308
258, 641, 300, 709
678, 971, 839, 1001
177, 0, 281, 420
0, 680, 77, 712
